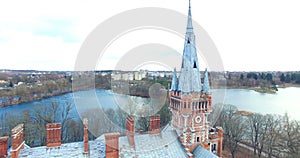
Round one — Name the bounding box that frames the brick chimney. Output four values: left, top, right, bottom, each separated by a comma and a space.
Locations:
105, 133, 120, 158
46, 123, 61, 148
83, 118, 89, 154
0, 136, 9, 157
150, 115, 160, 134
126, 116, 134, 146
216, 126, 223, 157
10, 124, 24, 158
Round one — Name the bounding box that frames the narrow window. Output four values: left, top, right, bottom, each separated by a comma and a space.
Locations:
196, 136, 200, 142
193, 61, 197, 68
211, 144, 217, 152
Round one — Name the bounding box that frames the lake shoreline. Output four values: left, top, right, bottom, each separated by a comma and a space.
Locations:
1, 85, 300, 108
1, 87, 300, 120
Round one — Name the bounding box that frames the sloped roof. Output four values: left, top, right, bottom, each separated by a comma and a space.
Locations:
15, 125, 218, 158
119, 130, 188, 158
193, 145, 219, 158
16, 139, 105, 158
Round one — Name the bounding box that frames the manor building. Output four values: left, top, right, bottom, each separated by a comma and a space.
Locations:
0, 1, 222, 157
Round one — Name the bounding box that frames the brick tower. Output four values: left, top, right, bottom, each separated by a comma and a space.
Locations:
168, 0, 219, 156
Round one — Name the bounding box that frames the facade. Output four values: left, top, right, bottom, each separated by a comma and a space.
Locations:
168, 0, 223, 157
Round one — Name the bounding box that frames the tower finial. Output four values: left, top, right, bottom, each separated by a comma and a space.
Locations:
187, 0, 193, 30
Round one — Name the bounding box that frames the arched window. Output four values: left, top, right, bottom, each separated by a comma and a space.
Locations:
196, 136, 200, 142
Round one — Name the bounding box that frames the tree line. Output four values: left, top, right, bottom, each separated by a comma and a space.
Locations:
0, 72, 170, 107
0, 79, 71, 107
280, 73, 300, 84
215, 104, 300, 158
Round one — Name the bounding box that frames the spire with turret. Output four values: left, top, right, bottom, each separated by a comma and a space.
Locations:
168, 1, 222, 157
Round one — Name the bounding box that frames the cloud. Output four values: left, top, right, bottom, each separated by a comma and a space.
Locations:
0, 17, 79, 43
0, 26, 79, 70
0, 0, 300, 71
32, 17, 79, 43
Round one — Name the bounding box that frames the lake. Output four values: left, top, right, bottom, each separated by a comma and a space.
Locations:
0, 87, 300, 120
219, 87, 300, 120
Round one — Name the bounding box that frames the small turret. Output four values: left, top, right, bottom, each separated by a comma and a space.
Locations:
203, 68, 211, 94
170, 68, 178, 91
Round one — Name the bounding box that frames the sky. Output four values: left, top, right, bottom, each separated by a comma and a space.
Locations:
0, 0, 300, 71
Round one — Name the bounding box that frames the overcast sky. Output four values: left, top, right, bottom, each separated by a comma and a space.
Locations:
0, 0, 299, 71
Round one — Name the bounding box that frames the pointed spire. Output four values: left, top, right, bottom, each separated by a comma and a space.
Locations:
170, 68, 178, 91
203, 68, 211, 94
178, 0, 201, 93
187, 0, 193, 30
185, 0, 194, 45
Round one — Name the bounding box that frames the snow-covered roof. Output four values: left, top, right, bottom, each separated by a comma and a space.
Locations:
119, 130, 188, 158
193, 145, 219, 158
16, 138, 105, 158
14, 124, 218, 158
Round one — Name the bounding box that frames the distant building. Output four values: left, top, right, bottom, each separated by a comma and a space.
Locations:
111, 71, 122, 80
0, 80, 8, 84
134, 71, 142, 80
17, 82, 24, 86
111, 70, 149, 81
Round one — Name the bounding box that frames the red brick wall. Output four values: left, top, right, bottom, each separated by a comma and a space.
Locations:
46, 123, 61, 148
150, 115, 160, 134
126, 116, 135, 146
10, 124, 24, 158
0, 136, 9, 157
207, 94, 212, 112
83, 118, 89, 153
105, 133, 120, 158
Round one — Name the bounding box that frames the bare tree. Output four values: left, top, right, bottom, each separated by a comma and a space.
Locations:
264, 114, 281, 158
60, 102, 72, 142
64, 119, 83, 142
256, 115, 271, 158
137, 117, 149, 132
115, 107, 127, 129
227, 115, 246, 158
31, 101, 73, 145
247, 113, 264, 156
277, 113, 300, 157
218, 104, 246, 158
